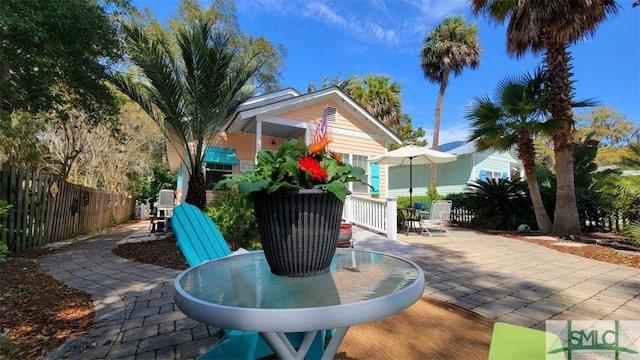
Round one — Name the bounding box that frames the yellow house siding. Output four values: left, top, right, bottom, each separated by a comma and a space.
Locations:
200, 97, 394, 199
280, 102, 329, 124
280, 101, 374, 135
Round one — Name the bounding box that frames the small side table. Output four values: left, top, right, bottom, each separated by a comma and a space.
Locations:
174, 249, 425, 359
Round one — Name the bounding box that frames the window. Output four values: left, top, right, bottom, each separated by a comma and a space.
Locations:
479, 170, 508, 181
206, 164, 233, 189
338, 153, 369, 194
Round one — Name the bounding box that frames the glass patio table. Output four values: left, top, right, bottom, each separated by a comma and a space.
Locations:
174, 249, 425, 359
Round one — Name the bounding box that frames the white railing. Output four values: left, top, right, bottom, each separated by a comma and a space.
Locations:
342, 196, 397, 241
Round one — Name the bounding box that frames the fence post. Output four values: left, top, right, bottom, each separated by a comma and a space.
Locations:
386, 197, 397, 241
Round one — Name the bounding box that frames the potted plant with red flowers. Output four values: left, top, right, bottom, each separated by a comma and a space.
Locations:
217, 137, 367, 276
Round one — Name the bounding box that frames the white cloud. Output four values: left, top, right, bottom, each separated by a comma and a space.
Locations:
423, 125, 471, 147
236, 0, 473, 49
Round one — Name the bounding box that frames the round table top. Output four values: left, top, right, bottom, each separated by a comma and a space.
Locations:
174, 249, 425, 332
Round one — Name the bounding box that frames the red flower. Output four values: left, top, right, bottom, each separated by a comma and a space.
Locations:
298, 156, 328, 182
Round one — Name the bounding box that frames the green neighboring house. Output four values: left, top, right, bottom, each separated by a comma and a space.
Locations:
387, 141, 522, 197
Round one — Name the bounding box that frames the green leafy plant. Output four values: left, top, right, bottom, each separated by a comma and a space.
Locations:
466, 177, 534, 230
622, 222, 640, 246
205, 190, 260, 250
217, 138, 367, 202
0, 200, 11, 263
131, 164, 177, 211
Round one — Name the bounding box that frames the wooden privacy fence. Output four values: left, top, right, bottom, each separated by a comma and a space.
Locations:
0, 163, 135, 252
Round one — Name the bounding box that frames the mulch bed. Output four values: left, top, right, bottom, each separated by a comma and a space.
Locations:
0, 254, 94, 360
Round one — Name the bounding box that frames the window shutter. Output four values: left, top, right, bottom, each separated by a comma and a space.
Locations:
502, 172, 508, 180
325, 106, 337, 122
370, 163, 380, 195
479, 170, 488, 180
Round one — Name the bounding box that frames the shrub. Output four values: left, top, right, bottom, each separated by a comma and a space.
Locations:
396, 195, 432, 209
622, 221, 640, 246
466, 178, 534, 230
205, 190, 261, 250
0, 200, 10, 262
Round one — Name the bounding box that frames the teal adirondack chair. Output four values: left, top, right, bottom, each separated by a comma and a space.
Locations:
171, 203, 326, 359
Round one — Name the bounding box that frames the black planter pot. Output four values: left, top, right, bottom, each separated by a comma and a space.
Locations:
252, 189, 343, 277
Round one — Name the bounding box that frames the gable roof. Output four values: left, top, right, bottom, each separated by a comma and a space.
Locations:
440, 141, 477, 155
224, 87, 402, 144
438, 141, 467, 153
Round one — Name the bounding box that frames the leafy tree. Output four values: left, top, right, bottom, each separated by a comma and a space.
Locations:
388, 113, 427, 150
307, 74, 425, 147
622, 141, 640, 167
0, 0, 126, 120
347, 75, 402, 126
110, 19, 264, 209
307, 74, 355, 93
466, 68, 554, 232
575, 107, 640, 166
38, 97, 166, 192
131, 0, 285, 93
131, 164, 177, 208
471, 0, 619, 236
0, 112, 47, 169
420, 15, 481, 190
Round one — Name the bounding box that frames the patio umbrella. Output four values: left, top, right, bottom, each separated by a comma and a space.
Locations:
369, 145, 457, 205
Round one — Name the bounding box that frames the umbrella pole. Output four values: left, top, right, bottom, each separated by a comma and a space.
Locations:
409, 157, 413, 206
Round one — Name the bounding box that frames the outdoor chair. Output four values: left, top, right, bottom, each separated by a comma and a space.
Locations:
419, 200, 452, 237
171, 203, 326, 359
488, 322, 564, 360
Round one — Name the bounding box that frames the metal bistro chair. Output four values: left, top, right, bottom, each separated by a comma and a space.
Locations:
419, 200, 452, 237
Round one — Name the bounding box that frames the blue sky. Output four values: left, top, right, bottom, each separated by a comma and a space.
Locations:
136, 0, 640, 145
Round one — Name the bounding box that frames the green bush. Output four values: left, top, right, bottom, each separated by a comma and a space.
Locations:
396, 195, 432, 209
205, 190, 261, 250
622, 221, 640, 246
0, 200, 11, 262
466, 178, 535, 230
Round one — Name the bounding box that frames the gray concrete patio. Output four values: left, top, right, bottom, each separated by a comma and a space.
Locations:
38, 221, 640, 359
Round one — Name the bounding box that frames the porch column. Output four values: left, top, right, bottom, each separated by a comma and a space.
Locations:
255, 116, 263, 161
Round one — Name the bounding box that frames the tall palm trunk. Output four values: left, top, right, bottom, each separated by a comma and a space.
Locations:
430, 71, 448, 190
546, 43, 581, 236
519, 130, 553, 233
185, 172, 207, 210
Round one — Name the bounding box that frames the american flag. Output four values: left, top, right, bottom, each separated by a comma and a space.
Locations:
313, 108, 328, 144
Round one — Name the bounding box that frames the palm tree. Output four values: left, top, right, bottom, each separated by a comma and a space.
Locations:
466, 68, 554, 232
471, 0, 619, 236
420, 15, 481, 190
110, 19, 263, 209
344, 75, 402, 126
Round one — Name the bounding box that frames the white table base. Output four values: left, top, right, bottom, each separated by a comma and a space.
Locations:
260, 327, 350, 360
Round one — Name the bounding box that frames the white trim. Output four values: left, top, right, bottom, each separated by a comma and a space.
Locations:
241, 88, 300, 106
260, 116, 315, 131
226, 87, 402, 144
259, 115, 388, 142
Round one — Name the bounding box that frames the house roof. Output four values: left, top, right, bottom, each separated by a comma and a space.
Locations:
224, 87, 402, 144
439, 141, 477, 155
